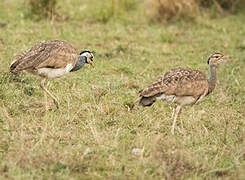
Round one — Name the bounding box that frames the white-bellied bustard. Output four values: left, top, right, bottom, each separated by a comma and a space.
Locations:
139, 53, 229, 134
10, 40, 94, 110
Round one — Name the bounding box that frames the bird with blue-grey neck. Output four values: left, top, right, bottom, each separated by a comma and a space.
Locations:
10, 40, 94, 110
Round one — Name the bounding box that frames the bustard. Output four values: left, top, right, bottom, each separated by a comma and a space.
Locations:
139, 52, 229, 134
10, 40, 94, 110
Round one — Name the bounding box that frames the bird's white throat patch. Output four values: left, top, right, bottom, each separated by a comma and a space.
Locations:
38, 63, 73, 78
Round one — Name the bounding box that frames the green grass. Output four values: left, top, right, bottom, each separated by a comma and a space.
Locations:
0, 0, 245, 179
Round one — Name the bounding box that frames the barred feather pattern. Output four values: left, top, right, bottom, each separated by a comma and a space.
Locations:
139, 67, 209, 102
10, 40, 78, 74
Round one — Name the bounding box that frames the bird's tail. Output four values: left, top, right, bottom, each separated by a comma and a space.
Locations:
139, 96, 156, 107
9, 61, 19, 74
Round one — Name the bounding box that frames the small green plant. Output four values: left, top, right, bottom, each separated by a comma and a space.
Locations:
94, 5, 114, 23
160, 33, 175, 43
28, 0, 57, 20
92, 0, 138, 23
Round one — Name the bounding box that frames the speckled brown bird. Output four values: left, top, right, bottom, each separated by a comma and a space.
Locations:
139, 52, 229, 134
10, 40, 94, 110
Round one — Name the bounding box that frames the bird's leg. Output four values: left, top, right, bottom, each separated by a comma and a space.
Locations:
44, 87, 48, 111
40, 79, 49, 111
171, 105, 182, 135
40, 78, 59, 109
171, 106, 175, 119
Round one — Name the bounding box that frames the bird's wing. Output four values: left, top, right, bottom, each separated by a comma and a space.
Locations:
139, 68, 208, 98
37, 40, 78, 69
173, 73, 209, 97
10, 40, 78, 73
163, 67, 184, 78
139, 75, 167, 97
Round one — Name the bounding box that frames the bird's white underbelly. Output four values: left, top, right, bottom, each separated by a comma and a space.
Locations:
156, 94, 176, 102
37, 63, 73, 78
156, 93, 196, 105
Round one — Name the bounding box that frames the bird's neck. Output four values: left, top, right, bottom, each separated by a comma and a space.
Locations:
208, 64, 217, 94
70, 55, 86, 72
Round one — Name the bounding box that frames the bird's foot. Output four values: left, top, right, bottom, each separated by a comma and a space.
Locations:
171, 127, 175, 135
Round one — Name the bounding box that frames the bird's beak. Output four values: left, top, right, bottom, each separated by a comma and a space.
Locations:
222, 55, 230, 62
223, 56, 229, 60
88, 61, 94, 67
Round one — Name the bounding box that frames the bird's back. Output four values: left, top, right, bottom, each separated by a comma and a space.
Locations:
139, 67, 209, 106
10, 40, 78, 74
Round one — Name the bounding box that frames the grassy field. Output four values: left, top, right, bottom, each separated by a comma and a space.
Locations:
0, 0, 245, 179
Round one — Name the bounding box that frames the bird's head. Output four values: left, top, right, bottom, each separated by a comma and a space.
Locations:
207, 52, 229, 67
79, 50, 95, 67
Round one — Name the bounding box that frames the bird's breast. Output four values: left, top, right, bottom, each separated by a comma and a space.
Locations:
37, 63, 73, 78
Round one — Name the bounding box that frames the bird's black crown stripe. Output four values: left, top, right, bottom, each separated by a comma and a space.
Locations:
80, 50, 92, 55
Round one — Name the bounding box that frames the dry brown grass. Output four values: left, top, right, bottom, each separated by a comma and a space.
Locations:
145, 0, 245, 22
197, 0, 244, 10
151, 135, 202, 179
145, 0, 199, 22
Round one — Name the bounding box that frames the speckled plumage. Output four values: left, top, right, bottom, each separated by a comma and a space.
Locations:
139, 53, 229, 134
140, 68, 208, 98
10, 40, 78, 76
10, 40, 94, 110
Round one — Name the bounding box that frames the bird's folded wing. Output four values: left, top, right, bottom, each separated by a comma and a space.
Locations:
10, 40, 77, 72
139, 68, 208, 97
37, 46, 77, 69
174, 79, 209, 97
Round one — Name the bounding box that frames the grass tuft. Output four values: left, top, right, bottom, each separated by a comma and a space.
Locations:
91, 0, 138, 23
27, 0, 58, 20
